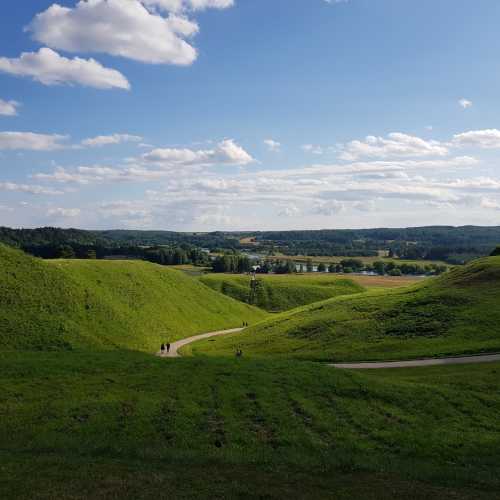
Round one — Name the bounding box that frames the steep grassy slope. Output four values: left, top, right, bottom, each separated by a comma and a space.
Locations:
200, 274, 365, 311
190, 257, 500, 361
0, 351, 499, 499
0, 245, 266, 352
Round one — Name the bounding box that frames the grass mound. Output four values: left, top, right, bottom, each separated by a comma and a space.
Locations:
200, 274, 365, 312
191, 257, 500, 361
0, 351, 499, 498
0, 245, 266, 352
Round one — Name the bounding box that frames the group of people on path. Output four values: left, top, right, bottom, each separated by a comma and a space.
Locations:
160, 342, 171, 355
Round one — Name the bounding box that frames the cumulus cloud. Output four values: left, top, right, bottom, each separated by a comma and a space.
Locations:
338, 133, 449, 161
47, 207, 81, 217
302, 144, 325, 155
264, 139, 281, 152
0, 99, 20, 116
481, 198, 500, 210
459, 98, 473, 109
81, 134, 143, 147
452, 129, 500, 149
142, 0, 234, 12
28, 0, 202, 66
312, 200, 345, 215
0, 131, 68, 151
0, 181, 63, 195
142, 139, 254, 168
0, 48, 130, 90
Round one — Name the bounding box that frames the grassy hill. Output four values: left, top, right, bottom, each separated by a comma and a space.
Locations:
0, 351, 498, 499
190, 257, 500, 361
0, 245, 266, 352
199, 274, 365, 312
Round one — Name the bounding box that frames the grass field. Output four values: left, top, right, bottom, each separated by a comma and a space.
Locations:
0, 245, 266, 352
0, 351, 499, 499
200, 273, 365, 311
190, 257, 500, 362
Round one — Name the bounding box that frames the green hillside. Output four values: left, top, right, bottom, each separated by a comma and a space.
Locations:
190, 257, 500, 361
0, 245, 266, 352
1, 351, 499, 499
199, 274, 365, 311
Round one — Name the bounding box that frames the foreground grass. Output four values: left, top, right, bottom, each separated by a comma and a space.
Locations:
0, 245, 266, 352
191, 257, 500, 361
200, 273, 365, 312
0, 351, 499, 498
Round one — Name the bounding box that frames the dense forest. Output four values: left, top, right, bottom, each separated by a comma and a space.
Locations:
1, 225, 499, 265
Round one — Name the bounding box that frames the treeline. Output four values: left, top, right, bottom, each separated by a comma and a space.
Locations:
212, 255, 448, 276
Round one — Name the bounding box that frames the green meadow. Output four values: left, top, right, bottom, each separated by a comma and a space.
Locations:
1, 245, 500, 498
0, 244, 266, 352
199, 273, 365, 311
191, 257, 500, 362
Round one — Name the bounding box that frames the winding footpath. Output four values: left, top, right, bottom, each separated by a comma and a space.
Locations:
157, 328, 500, 368
157, 328, 244, 358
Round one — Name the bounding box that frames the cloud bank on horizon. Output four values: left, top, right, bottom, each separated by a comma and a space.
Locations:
0, 0, 499, 230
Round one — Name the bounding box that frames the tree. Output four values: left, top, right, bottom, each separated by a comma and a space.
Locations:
388, 268, 402, 276
317, 262, 326, 272
86, 249, 97, 259
328, 263, 336, 273
306, 258, 314, 273
57, 245, 75, 259
491, 246, 500, 256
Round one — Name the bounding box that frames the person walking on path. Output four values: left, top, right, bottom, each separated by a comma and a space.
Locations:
161, 343, 165, 355
167, 342, 171, 354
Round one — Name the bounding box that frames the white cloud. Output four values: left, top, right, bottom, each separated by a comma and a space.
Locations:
264, 139, 281, 152
142, 0, 234, 12
481, 198, 500, 210
0, 181, 63, 195
0, 132, 68, 151
47, 207, 81, 217
459, 98, 473, 109
0, 48, 130, 90
81, 134, 143, 147
28, 0, 203, 66
142, 139, 254, 168
338, 133, 449, 161
452, 129, 500, 149
312, 200, 345, 215
0, 99, 20, 116
302, 144, 325, 155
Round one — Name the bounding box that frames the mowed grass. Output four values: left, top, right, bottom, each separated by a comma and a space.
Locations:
191, 257, 500, 362
0, 351, 499, 499
200, 273, 365, 312
0, 245, 266, 352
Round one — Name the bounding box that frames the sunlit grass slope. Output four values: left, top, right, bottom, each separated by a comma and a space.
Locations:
200, 273, 365, 312
191, 257, 500, 361
0, 351, 499, 499
0, 245, 266, 352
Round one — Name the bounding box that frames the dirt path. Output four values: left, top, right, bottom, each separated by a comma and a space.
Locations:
157, 328, 244, 358
331, 353, 500, 370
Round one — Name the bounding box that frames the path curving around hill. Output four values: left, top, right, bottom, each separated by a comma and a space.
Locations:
157, 327, 500, 369
330, 353, 500, 369
157, 328, 244, 358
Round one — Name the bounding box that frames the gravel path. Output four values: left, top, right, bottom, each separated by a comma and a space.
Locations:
157, 328, 244, 358
156, 329, 500, 369
331, 353, 500, 369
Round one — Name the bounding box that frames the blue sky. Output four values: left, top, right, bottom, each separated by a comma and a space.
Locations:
1, 0, 500, 230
